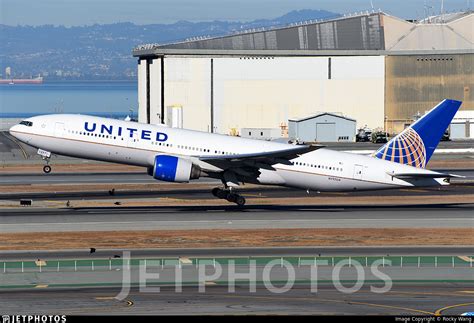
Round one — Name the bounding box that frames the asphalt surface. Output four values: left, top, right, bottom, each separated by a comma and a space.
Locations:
2, 284, 473, 315
1, 169, 474, 186
1, 178, 474, 202
0, 172, 216, 185
2, 246, 474, 261
1, 203, 473, 232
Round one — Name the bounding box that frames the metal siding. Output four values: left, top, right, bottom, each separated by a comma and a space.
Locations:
137, 60, 148, 123
149, 58, 162, 125
385, 54, 474, 133
316, 123, 336, 142
253, 32, 266, 50
164, 58, 211, 132
335, 17, 364, 49
264, 31, 278, 49
306, 25, 319, 50
450, 123, 466, 139
275, 27, 301, 50
156, 14, 384, 51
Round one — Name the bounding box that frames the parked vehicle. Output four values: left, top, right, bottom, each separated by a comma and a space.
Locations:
371, 131, 389, 143
356, 128, 372, 142
440, 130, 450, 141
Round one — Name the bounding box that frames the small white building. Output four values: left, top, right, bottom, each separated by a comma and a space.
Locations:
451, 111, 474, 139
288, 113, 356, 143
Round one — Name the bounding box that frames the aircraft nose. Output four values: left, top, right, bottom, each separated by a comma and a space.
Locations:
9, 124, 20, 137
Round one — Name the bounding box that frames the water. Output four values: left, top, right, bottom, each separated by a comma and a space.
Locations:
0, 81, 138, 119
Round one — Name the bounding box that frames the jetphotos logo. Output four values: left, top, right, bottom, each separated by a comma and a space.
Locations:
1, 316, 66, 323
114, 251, 393, 300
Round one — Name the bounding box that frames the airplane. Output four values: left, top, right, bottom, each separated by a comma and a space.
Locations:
9, 99, 462, 206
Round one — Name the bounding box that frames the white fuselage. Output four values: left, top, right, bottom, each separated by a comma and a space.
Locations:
9, 114, 447, 191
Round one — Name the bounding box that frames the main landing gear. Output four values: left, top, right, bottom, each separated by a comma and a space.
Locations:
211, 187, 246, 206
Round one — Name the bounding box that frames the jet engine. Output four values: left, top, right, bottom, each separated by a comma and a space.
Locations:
148, 155, 201, 182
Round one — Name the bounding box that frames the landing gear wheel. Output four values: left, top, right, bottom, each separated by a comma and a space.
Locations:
211, 187, 245, 206
226, 193, 237, 203
216, 189, 229, 200
235, 195, 246, 206
43, 165, 52, 174
211, 187, 220, 197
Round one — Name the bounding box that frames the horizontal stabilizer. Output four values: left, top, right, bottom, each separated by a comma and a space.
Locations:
387, 172, 464, 179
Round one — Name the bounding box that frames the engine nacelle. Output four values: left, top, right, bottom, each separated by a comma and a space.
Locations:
148, 155, 201, 183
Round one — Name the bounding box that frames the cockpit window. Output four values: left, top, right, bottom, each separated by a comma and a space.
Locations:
19, 121, 33, 127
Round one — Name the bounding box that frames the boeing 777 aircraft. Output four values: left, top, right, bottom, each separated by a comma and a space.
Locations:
9, 99, 462, 206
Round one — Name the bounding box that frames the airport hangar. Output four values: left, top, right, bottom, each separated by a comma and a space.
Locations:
133, 11, 473, 137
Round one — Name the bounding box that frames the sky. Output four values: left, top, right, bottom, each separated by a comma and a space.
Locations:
0, 0, 471, 26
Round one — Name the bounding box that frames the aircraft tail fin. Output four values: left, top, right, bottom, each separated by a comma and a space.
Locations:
373, 99, 462, 168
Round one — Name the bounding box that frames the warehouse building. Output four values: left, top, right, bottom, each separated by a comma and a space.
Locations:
133, 11, 473, 136
289, 113, 356, 143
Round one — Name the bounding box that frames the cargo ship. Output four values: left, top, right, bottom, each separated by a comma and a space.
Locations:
0, 76, 43, 84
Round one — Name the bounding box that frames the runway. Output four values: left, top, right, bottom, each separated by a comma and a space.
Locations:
1, 169, 474, 186
1, 283, 473, 315
1, 178, 474, 203
1, 203, 473, 232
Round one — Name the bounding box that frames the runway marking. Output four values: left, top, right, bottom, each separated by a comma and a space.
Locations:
216, 294, 435, 315
345, 300, 435, 315
378, 290, 474, 298
35, 285, 48, 288
0, 132, 28, 159
458, 256, 474, 263
51, 298, 134, 314
434, 302, 474, 316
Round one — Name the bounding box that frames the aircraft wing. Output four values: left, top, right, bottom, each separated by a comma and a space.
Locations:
387, 172, 464, 179
199, 144, 324, 170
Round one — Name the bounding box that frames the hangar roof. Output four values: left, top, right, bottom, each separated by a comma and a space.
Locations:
289, 113, 356, 123
133, 11, 474, 57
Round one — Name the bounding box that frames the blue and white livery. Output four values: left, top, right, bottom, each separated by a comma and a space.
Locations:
9, 99, 463, 205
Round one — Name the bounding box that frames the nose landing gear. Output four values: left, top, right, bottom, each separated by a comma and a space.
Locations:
211, 187, 246, 206
37, 149, 52, 174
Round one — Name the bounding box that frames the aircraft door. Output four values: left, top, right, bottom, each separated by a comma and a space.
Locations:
54, 122, 65, 137
353, 164, 363, 180
127, 131, 139, 148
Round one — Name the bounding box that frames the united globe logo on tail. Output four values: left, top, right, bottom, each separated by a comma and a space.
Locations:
373, 100, 462, 169
373, 128, 426, 168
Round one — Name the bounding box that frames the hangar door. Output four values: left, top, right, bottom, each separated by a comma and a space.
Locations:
315, 123, 336, 142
